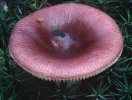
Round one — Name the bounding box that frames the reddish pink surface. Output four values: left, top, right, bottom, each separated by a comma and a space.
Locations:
9, 3, 123, 80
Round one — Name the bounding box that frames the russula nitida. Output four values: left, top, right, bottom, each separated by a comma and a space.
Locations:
9, 3, 123, 81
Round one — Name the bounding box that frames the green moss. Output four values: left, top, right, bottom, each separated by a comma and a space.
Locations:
0, 0, 132, 100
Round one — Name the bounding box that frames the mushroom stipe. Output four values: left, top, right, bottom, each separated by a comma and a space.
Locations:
9, 3, 123, 81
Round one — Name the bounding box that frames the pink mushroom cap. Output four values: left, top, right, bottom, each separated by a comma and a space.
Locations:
9, 3, 123, 81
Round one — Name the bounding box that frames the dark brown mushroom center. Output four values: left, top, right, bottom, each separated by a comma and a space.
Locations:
50, 30, 83, 57
36, 20, 96, 58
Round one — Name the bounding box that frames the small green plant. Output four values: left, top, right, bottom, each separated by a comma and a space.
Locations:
49, 81, 81, 100
113, 77, 132, 100
81, 80, 112, 100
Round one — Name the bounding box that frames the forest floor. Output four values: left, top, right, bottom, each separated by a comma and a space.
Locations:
0, 0, 132, 100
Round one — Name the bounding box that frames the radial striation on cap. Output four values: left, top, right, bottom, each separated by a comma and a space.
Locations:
9, 3, 123, 81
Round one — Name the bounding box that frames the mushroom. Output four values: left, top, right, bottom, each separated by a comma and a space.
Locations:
9, 3, 123, 81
